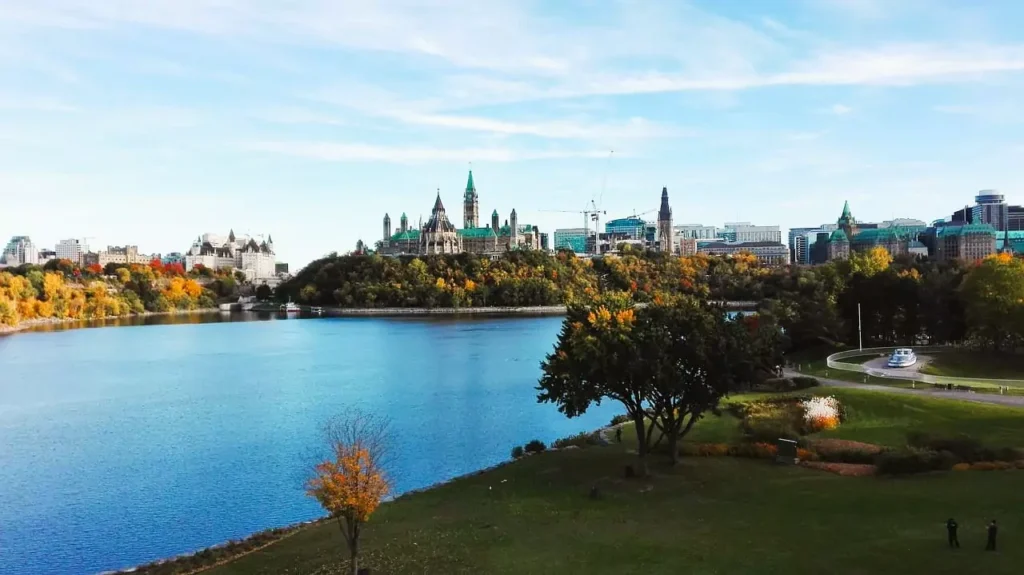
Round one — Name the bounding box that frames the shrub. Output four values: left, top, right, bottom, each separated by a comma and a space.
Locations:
524, 439, 547, 454
609, 414, 631, 426
510, 445, 525, 459
729, 442, 778, 459
797, 448, 818, 461
553, 432, 597, 449
791, 376, 820, 390
970, 461, 1013, 471
756, 377, 796, 392
952, 462, 971, 471
906, 432, 1022, 463
876, 449, 958, 475
819, 449, 877, 465
743, 419, 800, 443
698, 443, 731, 457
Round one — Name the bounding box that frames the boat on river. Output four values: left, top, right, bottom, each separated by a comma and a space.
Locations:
888, 348, 917, 368
280, 299, 300, 313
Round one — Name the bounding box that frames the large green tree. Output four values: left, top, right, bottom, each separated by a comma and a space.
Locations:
538, 295, 780, 473
960, 254, 1024, 351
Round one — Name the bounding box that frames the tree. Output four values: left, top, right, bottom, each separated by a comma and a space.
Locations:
255, 283, 272, 301
538, 292, 659, 476
960, 254, 1024, 350
306, 410, 391, 575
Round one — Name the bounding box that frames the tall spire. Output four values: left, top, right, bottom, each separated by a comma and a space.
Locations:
228, 229, 236, 242
466, 170, 476, 194
841, 200, 852, 220
433, 189, 444, 213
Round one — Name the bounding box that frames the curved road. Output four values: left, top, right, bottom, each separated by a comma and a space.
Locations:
784, 370, 1024, 408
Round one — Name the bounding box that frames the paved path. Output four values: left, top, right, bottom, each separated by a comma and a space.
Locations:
785, 370, 1024, 408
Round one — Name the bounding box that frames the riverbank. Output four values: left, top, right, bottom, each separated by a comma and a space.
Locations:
118, 388, 1024, 574
321, 305, 568, 317
0, 308, 220, 335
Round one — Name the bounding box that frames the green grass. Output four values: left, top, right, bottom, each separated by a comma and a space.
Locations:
205, 391, 1024, 575
920, 352, 1024, 380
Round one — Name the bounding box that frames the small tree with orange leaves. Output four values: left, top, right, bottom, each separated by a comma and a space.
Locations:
306, 410, 391, 575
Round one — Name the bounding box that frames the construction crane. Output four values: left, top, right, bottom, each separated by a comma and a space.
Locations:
541, 150, 613, 255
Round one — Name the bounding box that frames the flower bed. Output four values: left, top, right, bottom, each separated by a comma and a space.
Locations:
800, 396, 841, 432
802, 461, 877, 477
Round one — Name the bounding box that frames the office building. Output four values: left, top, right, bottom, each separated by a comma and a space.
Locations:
56, 239, 88, 265
2, 236, 38, 266
553, 228, 588, 254
97, 245, 150, 267
1009, 206, 1024, 231
675, 224, 719, 240
697, 241, 790, 266
973, 190, 1009, 231
679, 237, 698, 256
722, 222, 782, 244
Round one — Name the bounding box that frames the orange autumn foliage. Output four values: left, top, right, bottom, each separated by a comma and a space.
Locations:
306, 445, 389, 523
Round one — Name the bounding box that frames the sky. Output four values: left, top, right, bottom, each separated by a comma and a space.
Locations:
3, 0, 1024, 268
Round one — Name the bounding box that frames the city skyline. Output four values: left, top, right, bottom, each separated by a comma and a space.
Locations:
6, 1, 1024, 266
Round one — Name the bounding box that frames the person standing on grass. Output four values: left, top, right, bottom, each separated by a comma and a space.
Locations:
986, 520, 998, 551
615, 427, 622, 443
946, 518, 960, 548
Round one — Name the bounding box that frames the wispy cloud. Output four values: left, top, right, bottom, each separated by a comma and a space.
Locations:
825, 104, 853, 115
0, 95, 77, 112
243, 141, 612, 163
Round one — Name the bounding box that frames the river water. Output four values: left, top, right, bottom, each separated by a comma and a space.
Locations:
0, 313, 617, 574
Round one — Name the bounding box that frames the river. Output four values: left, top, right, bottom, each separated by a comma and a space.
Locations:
0, 313, 618, 574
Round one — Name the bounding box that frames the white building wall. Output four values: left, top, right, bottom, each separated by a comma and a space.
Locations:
56, 239, 87, 264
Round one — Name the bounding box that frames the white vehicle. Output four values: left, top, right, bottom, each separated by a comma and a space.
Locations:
888, 348, 917, 368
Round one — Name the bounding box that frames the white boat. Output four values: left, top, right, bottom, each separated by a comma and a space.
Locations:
280, 299, 301, 313
888, 348, 917, 368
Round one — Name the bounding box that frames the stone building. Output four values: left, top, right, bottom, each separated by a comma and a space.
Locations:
825, 201, 920, 261
826, 229, 850, 261
934, 224, 997, 263
379, 171, 540, 256
184, 229, 277, 280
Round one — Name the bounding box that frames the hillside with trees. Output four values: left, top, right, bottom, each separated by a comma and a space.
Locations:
279, 247, 1024, 355
0, 258, 224, 328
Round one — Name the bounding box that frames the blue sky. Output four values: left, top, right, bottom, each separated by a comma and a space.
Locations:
4, 0, 1024, 267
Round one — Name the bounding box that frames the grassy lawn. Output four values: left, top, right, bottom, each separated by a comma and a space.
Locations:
920, 352, 1024, 380
206, 391, 1024, 575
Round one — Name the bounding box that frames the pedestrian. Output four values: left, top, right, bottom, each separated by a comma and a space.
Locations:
946, 518, 959, 548
986, 520, 998, 551
615, 427, 622, 443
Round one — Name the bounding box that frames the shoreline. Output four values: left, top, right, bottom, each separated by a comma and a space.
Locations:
0, 308, 221, 335
321, 305, 568, 317
115, 420, 624, 575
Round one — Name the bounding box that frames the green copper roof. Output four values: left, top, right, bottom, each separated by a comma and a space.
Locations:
829, 229, 849, 242
466, 170, 475, 191
937, 224, 998, 237
401, 213, 407, 219
492, 209, 499, 216
458, 227, 498, 239
390, 230, 421, 241
840, 200, 852, 220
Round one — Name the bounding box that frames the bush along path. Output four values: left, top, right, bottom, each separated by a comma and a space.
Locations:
784, 370, 1024, 408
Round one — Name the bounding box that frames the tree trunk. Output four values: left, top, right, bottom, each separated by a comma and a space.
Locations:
667, 430, 679, 466
348, 520, 360, 575
632, 416, 649, 477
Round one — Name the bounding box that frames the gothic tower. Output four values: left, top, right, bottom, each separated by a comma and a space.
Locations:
838, 200, 857, 240
464, 170, 479, 229
491, 209, 500, 231
400, 213, 408, 234
510, 209, 519, 248
658, 187, 673, 253
383, 214, 391, 246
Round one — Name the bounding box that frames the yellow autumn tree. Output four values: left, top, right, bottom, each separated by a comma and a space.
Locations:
307, 411, 391, 575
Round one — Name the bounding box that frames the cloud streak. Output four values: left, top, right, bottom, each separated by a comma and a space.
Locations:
243, 141, 612, 163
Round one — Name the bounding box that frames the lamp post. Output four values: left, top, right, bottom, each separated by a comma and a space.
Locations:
858, 302, 863, 351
